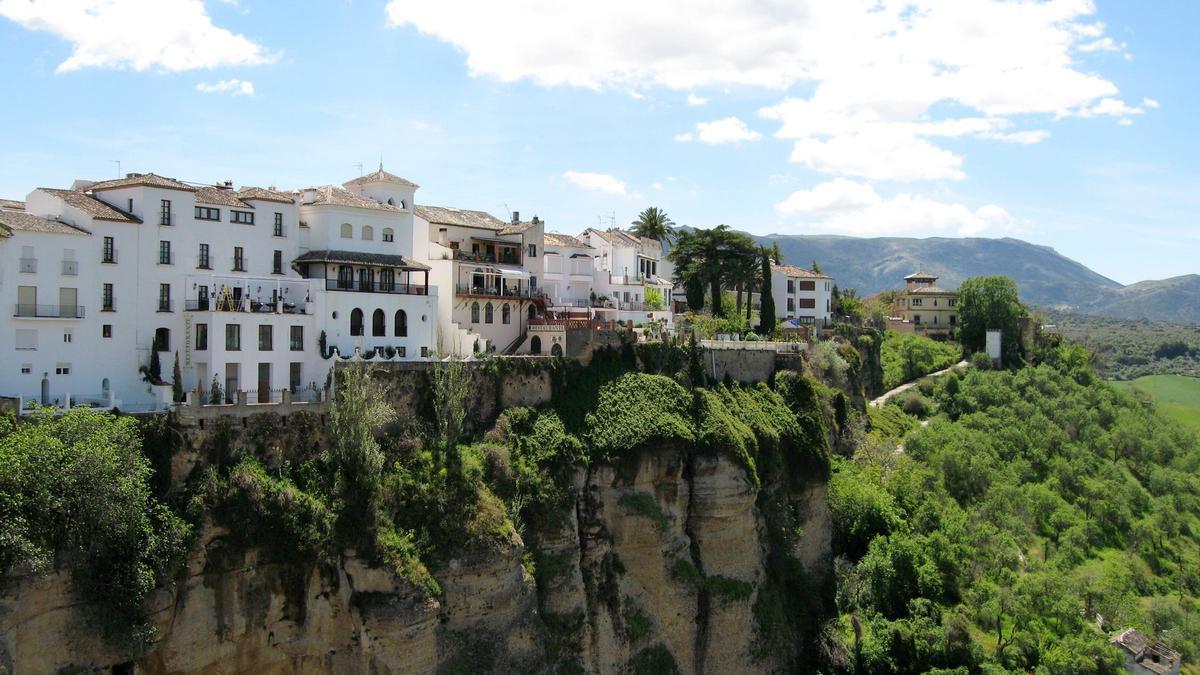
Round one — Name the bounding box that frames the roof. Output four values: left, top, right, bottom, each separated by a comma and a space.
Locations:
909, 286, 956, 294
499, 220, 539, 236
195, 186, 251, 208
1111, 629, 1180, 675
414, 204, 507, 230
342, 166, 418, 189
905, 271, 939, 280
773, 263, 832, 280
0, 198, 25, 211
237, 186, 295, 204
302, 186, 405, 213
0, 210, 91, 236
39, 188, 141, 223
292, 249, 431, 271
585, 227, 659, 249
88, 172, 195, 192
544, 232, 593, 249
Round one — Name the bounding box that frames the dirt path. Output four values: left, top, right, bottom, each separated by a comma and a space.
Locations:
869, 360, 968, 408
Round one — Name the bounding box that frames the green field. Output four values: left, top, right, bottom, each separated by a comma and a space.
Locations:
1112, 374, 1200, 434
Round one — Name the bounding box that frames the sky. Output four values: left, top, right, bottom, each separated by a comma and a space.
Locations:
0, 0, 1196, 285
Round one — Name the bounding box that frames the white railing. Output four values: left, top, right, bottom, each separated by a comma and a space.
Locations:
700, 339, 808, 353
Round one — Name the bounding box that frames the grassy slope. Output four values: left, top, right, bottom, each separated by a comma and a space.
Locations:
1111, 375, 1200, 435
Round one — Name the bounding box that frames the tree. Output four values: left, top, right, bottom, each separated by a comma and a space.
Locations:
172, 351, 183, 403
630, 206, 676, 244
757, 247, 776, 335
771, 242, 782, 264
644, 287, 665, 311
812, 259, 823, 274
958, 275, 1026, 366
328, 362, 395, 538
684, 276, 705, 311
148, 333, 162, 383
209, 374, 224, 404
667, 225, 756, 318
429, 355, 470, 462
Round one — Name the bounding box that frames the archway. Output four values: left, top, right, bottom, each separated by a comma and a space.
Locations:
372, 309, 385, 336
394, 309, 407, 337
350, 308, 364, 336
530, 335, 542, 355
551, 343, 563, 357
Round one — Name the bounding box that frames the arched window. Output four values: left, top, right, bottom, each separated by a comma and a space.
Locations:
372, 308, 385, 336
530, 336, 542, 355
528, 305, 537, 320
502, 304, 511, 325
382, 227, 394, 243
387, 198, 395, 206
485, 302, 494, 324
340, 223, 352, 239
551, 343, 563, 357
350, 308, 364, 336
154, 327, 171, 351
394, 309, 407, 337
362, 225, 374, 241
471, 302, 480, 323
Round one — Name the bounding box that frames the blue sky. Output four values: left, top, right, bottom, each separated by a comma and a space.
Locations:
0, 0, 1196, 285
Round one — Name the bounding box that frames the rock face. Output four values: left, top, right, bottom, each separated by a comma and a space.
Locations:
0, 445, 829, 674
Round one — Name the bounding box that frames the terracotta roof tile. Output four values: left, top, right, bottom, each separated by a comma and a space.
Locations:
303, 186, 405, 213
195, 186, 252, 208
0, 210, 90, 236
905, 271, 939, 279
292, 249, 430, 271
88, 172, 195, 192
39, 188, 141, 223
414, 204, 506, 230
544, 232, 592, 248
909, 286, 955, 294
343, 167, 418, 189
0, 198, 25, 211
237, 186, 295, 204
773, 263, 832, 279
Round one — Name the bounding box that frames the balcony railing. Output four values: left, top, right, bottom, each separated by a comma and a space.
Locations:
61, 260, 78, 275
232, 259, 247, 272
325, 279, 429, 295
186, 298, 311, 314
456, 284, 535, 298
158, 252, 175, 265
14, 303, 85, 318
19, 258, 37, 273
102, 251, 117, 264
158, 300, 174, 312
454, 250, 523, 266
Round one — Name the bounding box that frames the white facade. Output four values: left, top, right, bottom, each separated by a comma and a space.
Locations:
770, 264, 833, 325
542, 232, 597, 313
580, 228, 674, 325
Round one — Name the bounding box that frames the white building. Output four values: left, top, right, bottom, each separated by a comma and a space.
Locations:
542, 232, 597, 316
579, 228, 674, 325
769, 263, 833, 326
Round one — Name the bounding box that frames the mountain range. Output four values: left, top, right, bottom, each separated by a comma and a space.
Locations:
750, 234, 1200, 324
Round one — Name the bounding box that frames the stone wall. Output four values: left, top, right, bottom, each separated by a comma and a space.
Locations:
704, 347, 778, 384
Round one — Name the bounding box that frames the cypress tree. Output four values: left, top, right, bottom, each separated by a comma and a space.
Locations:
757, 248, 777, 335
172, 352, 183, 402
149, 334, 162, 383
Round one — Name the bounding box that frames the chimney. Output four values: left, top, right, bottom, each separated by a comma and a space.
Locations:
218, 179, 233, 190
511, 210, 519, 224
532, 215, 541, 225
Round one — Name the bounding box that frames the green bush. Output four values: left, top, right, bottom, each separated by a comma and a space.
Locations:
882, 331, 961, 389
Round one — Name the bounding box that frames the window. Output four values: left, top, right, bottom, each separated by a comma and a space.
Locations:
798, 280, 815, 291
290, 325, 303, 351
127, 197, 133, 212
102, 324, 112, 338
21, 364, 31, 374
289, 362, 302, 392
340, 223, 352, 238
273, 250, 283, 274
528, 244, 536, 258
233, 246, 245, 271
226, 323, 241, 350
372, 309, 385, 336
502, 304, 510, 324
102, 283, 114, 311
337, 265, 353, 289
394, 310, 407, 337
382, 228, 394, 242
160, 199, 171, 225
350, 308, 364, 336
154, 327, 171, 351
358, 268, 374, 291
380, 268, 395, 291
15, 329, 36, 350
484, 302, 494, 324
912, 314, 922, 325
948, 299, 957, 308
911, 298, 923, 307
362, 225, 374, 240
198, 243, 210, 269
798, 298, 816, 309
158, 283, 171, 311
195, 206, 220, 221
949, 315, 957, 326
787, 279, 794, 294
159, 240, 172, 265
273, 213, 283, 237
787, 298, 795, 312
258, 325, 273, 351
56, 364, 71, 375
102, 236, 115, 263
196, 323, 208, 350
471, 302, 480, 323
231, 210, 254, 225
63, 329, 72, 343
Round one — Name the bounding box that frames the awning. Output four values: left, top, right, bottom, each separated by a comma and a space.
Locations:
498, 268, 531, 279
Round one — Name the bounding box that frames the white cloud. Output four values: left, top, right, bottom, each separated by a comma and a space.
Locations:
776, 180, 1018, 236
563, 170, 627, 195
675, 116, 761, 144
195, 79, 254, 96
686, 93, 707, 106
1081, 97, 1143, 118
387, 0, 1137, 182
652, 182, 664, 191
1143, 97, 1160, 109
0, 0, 275, 72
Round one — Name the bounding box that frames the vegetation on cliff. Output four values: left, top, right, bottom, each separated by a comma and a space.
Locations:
880, 330, 961, 390
828, 346, 1200, 672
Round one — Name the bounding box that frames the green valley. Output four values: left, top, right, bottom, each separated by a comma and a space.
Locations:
1112, 375, 1200, 435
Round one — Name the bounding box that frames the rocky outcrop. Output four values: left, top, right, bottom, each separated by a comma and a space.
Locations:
0, 445, 829, 674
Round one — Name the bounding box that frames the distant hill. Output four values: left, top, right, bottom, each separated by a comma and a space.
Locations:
750, 234, 1199, 324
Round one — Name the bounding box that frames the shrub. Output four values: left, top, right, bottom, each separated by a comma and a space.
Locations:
970, 351, 993, 370
881, 331, 961, 389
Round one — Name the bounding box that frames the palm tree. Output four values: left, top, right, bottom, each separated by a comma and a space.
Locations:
631, 207, 676, 244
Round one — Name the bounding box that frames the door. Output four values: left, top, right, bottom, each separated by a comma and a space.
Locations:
58, 288, 77, 318
224, 363, 239, 403
258, 363, 271, 403
290, 362, 302, 393
17, 285, 35, 316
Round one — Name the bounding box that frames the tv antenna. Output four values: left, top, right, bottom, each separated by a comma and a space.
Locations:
354, 162, 364, 176
111, 160, 121, 177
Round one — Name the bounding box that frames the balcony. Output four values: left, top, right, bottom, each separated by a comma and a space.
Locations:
455, 284, 535, 299
158, 300, 174, 312
61, 260, 78, 276
19, 258, 37, 273
158, 252, 175, 265
186, 298, 311, 314
102, 251, 117, 264
14, 303, 85, 318
232, 258, 247, 272
326, 279, 429, 295
454, 250, 522, 266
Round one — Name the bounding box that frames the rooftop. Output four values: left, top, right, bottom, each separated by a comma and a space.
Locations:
39, 188, 141, 223
88, 172, 195, 192
292, 249, 431, 271
415, 204, 507, 230
905, 271, 939, 280
0, 210, 91, 236
301, 185, 405, 213
585, 227, 659, 249
773, 263, 832, 280
194, 186, 252, 208
237, 186, 295, 204
909, 285, 955, 294
342, 166, 418, 189
0, 198, 25, 211
544, 232, 593, 249
1111, 629, 1181, 675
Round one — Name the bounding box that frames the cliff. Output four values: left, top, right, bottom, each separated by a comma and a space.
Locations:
0, 351, 840, 674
